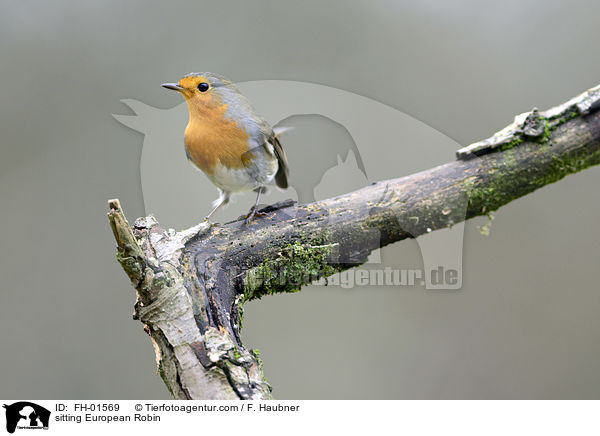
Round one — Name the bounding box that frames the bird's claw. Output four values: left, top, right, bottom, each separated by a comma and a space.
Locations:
241, 207, 268, 224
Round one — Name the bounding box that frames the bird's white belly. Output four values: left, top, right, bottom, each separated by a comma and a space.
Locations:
206, 159, 277, 193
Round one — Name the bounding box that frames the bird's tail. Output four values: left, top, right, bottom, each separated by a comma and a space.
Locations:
273, 126, 294, 137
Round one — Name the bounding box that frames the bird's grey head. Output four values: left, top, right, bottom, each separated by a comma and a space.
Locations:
162, 72, 259, 123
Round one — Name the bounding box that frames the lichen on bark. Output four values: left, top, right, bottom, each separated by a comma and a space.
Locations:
242, 241, 341, 300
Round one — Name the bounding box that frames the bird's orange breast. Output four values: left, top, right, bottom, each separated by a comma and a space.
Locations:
184, 103, 250, 174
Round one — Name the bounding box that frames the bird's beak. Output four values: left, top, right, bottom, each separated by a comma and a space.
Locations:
161, 82, 184, 92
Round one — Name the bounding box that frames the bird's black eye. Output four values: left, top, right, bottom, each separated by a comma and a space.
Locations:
198, 82, 210, 92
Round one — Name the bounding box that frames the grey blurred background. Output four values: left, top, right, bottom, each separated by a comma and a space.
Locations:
1, 0, 599, 399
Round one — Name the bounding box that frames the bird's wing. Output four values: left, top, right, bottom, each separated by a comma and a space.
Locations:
244, 111, 290, 189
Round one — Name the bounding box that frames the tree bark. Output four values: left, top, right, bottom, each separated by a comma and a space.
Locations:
108, 84, 600, 399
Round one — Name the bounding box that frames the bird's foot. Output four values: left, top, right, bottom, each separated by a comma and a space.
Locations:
240, 206, 268, 224
202, 216, 218, 227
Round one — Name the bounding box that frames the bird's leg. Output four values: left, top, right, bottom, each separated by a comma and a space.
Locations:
244, 187, 268, 224
205, 202, 224, 221
205, 191, 230, 221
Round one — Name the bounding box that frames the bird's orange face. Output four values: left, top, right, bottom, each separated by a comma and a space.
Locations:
162, 75, 222, 108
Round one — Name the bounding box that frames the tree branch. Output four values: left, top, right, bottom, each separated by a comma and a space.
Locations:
108, 84, 600, 399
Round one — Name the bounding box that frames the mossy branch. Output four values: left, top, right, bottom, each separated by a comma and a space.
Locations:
108, 84, 600, 399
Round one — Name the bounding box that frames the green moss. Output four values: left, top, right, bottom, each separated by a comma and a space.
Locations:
497, 134, 524, 152
251, 349, 263, 371
548, 107, 579, 130
467, 145, 600, 216
497, 117, 551, 152
536, 153, 599, 187
477, 212, 495, 236
232, 347, 242, 361
536, 119, 552, 144
242, 242, 340, 301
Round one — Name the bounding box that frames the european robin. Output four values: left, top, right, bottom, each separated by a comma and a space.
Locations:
161, 72, 289, 223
